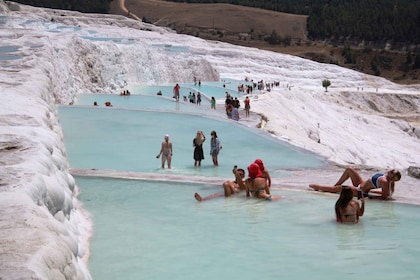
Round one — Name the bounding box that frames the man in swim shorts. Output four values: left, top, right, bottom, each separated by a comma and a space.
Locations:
309, 166, 401, 200
156, 134, 173, 168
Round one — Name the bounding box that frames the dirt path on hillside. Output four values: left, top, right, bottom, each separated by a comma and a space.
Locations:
113, 0, 141, 20
111, 0, 307, 38
109, 0, 419, 84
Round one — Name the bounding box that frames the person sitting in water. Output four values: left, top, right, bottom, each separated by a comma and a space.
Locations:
335, 187, 364, 224
309, 166, 401, 200
222, 167, 246, 197
254, 159, 271, 189
235, 163, 280, 201
194, 166, 246, 202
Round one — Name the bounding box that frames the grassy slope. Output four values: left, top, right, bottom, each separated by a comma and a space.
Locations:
110, 0, 419, 84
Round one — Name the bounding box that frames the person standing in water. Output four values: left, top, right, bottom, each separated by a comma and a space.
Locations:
173, 83, 180, 102
244, 96, 250, 118
211, 96, 216, 110
209, 130, 222, 166
156, 134, 173, 168
193, 131, 206, 166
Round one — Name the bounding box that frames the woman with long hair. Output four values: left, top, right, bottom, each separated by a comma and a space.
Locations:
310, 166, 401, 200
193, 131, 205, 166
209, 130, 221, 166
335, 187, 365, 223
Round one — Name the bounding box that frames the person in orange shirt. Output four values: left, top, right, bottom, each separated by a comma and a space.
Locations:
173, 83, 180, 101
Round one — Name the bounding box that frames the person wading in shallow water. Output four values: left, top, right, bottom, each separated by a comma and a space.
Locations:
173, 83, 180, 101
193, 131, 205, 166
156, 134, 173, 169
335, 186, 365, 224
209, 130, 222, 166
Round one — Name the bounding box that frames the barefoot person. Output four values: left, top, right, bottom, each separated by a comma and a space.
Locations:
173, 83, 180, 101
194, 166, 245, 202
193, 131, 206, 166
335, 187, 365, 223
156, 134, 173, 168
210, 130, 222, 166
309, 166, 401, 200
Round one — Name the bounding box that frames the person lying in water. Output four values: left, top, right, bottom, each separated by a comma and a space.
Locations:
335, 186, 365, 224
235, 163, 281, 201
194, 166, 246, 202
309, 166, 401, 200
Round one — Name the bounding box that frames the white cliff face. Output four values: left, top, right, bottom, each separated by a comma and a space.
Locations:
0, 94, 91, 278
1, 0, 420, 278
0, 61, 92, 280
0, 2, 90, 278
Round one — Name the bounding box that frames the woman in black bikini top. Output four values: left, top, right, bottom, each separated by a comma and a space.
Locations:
335, 187, 365, 223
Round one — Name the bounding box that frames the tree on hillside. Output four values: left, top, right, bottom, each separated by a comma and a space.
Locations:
322, 79, 331, 92
414, 53, 420, 70
266, 30, 280, 45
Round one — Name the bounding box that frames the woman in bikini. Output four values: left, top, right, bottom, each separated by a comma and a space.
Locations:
309, 166, 401, 200
235, 163, 279, 200
335, 187, 364, 223
254, 159, 271, 189
156, 134, 173, 169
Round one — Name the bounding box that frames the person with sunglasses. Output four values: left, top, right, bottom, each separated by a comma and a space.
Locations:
309, 166, 401, 200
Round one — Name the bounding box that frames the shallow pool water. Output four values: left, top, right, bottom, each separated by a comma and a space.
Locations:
75, 94, 214, 112
58, 79, 420, 280
78, 176, 420, 280
59, 105, 325, 179
127, 81, 252, 100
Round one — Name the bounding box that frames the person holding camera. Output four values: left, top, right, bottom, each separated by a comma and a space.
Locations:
193, 131, 206, 166
194, 166, 245, 202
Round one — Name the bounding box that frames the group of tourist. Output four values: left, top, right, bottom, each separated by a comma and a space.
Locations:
310, 167, 401, 223
93, 101, 113, 107
156, 130, 222, 169
225, 93, 242, 121
187, 92, 202, 105
194, 161, 401, 225
194, 158, 278, 202
120, 90, 131, 96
